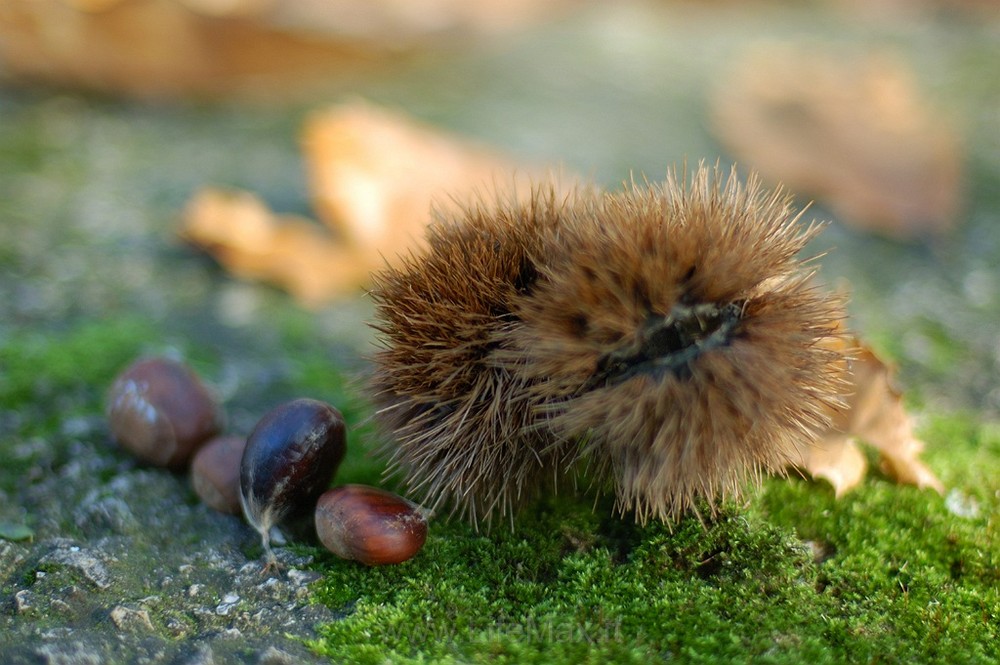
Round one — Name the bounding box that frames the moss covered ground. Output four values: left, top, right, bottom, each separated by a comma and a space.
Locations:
307, 370, 1000, 665
2, 315, 997, 663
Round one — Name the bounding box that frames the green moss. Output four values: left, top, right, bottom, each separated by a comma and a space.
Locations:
306, 413, 1000, 664
0, 318, 158, 494
0, 318, 154, 411
0, 522, 34, 542
4, 276, 994, 665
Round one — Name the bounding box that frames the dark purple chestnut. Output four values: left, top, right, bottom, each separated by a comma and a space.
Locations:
191, 434, 247, 515
106, 357, 221, 468
240, 398, 346, 565
315, 485, 428, 566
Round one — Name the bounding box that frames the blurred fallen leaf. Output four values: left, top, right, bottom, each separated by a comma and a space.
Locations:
180, 188, 371, 307
181, 100, 566, 306
797, 334, 944, 496
301, 101, 565, 264
0, 0, 580, 98
830, 0, 1000, 19
711, 45, 963, 239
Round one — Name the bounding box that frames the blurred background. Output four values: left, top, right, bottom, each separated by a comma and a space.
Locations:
2, 5, 998, 662
2, 0, 999, 421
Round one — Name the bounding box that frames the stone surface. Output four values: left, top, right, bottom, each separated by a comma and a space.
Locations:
0, 432, 335, 663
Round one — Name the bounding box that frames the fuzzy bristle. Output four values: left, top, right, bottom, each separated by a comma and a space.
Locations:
369, 165, 846, 526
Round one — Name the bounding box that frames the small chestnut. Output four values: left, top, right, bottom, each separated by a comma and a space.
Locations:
106, 357, 221, 468
314, 485, 428, 566
191, 434, 247, 515
240, 398, 346, 565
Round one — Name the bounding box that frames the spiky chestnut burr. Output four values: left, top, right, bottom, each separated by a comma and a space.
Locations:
369, 191, 571, 525
369, 165, 846, 526
501, 168, 847, 522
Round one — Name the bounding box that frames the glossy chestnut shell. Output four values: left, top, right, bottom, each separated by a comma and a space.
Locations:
240, 398, 346, 560
191, 434, 246, 514
106, 357, 221, 468
315, 484, 428, 566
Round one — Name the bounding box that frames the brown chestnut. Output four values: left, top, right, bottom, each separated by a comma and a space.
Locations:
191, 434, 247, 514
314, 485, 428, 566
240, 398, 346, 565
106, 357, 221, 468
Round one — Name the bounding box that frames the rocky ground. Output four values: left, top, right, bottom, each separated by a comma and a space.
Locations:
1, 435, 337, 664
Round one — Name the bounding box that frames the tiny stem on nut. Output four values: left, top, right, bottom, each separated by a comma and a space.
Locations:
253, 524, 284, 573
413, 503, 435, 522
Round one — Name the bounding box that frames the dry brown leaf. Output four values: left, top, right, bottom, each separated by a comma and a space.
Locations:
301, 101, 561, 266
181, 101, 566, 306
180, 188, 371, 307
0, 0, 579, 98
830, 0, 1000, 18
711, 45, 963, 238
0, 0, 378, 98
796, 334, 944, 496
